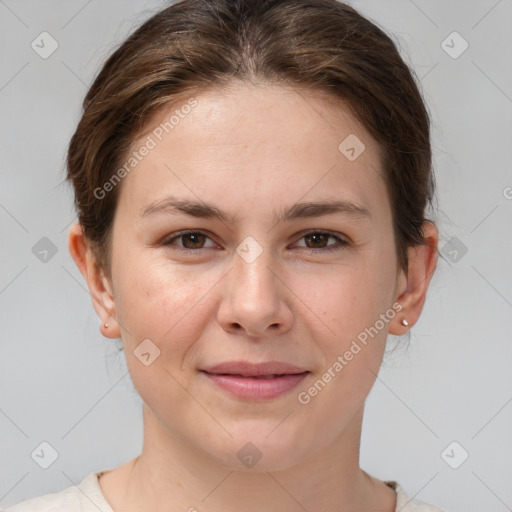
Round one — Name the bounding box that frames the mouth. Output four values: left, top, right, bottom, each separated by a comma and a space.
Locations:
199, 360, 310, 400
206, 373, 303, 379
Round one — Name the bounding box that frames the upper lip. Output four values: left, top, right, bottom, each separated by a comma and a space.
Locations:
201, 360, 309, 377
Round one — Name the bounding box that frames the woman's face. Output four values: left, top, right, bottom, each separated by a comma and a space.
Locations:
104, 82, 407, 470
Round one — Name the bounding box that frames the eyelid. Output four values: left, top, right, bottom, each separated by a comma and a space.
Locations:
293, 229, 349, 247
162, 229, 219, 250
291, 230, 350, 254
162, 229, 350, 253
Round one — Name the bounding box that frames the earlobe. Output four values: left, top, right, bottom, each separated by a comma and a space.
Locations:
68, 223, 121, 338
389, 221, 439, 335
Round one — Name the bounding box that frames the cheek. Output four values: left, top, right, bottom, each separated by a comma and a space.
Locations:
293, 268, 392, 419
114, 262, 213, 406
292, 259, 395, 346
113, 254, 202, 343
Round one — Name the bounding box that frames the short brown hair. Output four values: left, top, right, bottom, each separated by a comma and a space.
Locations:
66, 0, 436, 275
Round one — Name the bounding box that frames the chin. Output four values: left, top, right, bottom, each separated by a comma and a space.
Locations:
207, 427, 309, 473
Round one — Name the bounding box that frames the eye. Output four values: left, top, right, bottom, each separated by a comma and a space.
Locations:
162, 231, 217, 252
292, 230, 349, 253
162, 229, 349, 254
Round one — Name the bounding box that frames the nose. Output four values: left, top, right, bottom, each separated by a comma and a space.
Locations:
217, 243, 293, 338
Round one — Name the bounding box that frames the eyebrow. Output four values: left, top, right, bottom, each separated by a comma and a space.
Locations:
138, 196, 371, 224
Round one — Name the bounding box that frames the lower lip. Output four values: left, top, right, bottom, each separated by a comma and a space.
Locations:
201, 371, 309, 400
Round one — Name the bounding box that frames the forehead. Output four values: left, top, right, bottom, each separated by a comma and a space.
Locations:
116, 82, 388, 221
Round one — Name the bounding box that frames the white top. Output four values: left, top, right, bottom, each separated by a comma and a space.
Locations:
3, 469, 447, 512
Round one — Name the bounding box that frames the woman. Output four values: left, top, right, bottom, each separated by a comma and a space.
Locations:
6, 0, 445, 510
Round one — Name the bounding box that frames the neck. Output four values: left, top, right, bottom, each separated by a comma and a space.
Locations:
99, 405, 396, 512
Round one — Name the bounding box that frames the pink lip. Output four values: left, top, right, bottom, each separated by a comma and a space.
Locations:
201, 372, 309, 400
200, 360, 310, 400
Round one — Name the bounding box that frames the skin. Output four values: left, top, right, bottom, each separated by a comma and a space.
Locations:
69, 81, 438, 512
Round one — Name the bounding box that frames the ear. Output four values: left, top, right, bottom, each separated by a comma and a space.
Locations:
389, 221, 439, 335
68, 223, 120, 338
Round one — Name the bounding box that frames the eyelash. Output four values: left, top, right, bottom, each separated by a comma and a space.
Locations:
161, 230, 349, 254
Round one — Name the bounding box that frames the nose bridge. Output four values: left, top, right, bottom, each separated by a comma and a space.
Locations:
232, 235, 278, 303
218, 234, 291, 336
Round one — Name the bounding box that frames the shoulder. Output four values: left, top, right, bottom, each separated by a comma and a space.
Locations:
386, 481, 449, 512
3, 471, 114, 512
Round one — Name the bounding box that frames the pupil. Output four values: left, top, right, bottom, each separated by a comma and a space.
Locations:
185, 233, 204, 248
308, 233, 327, 248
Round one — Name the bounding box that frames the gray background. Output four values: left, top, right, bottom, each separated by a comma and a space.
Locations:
1, 1, 511, 511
